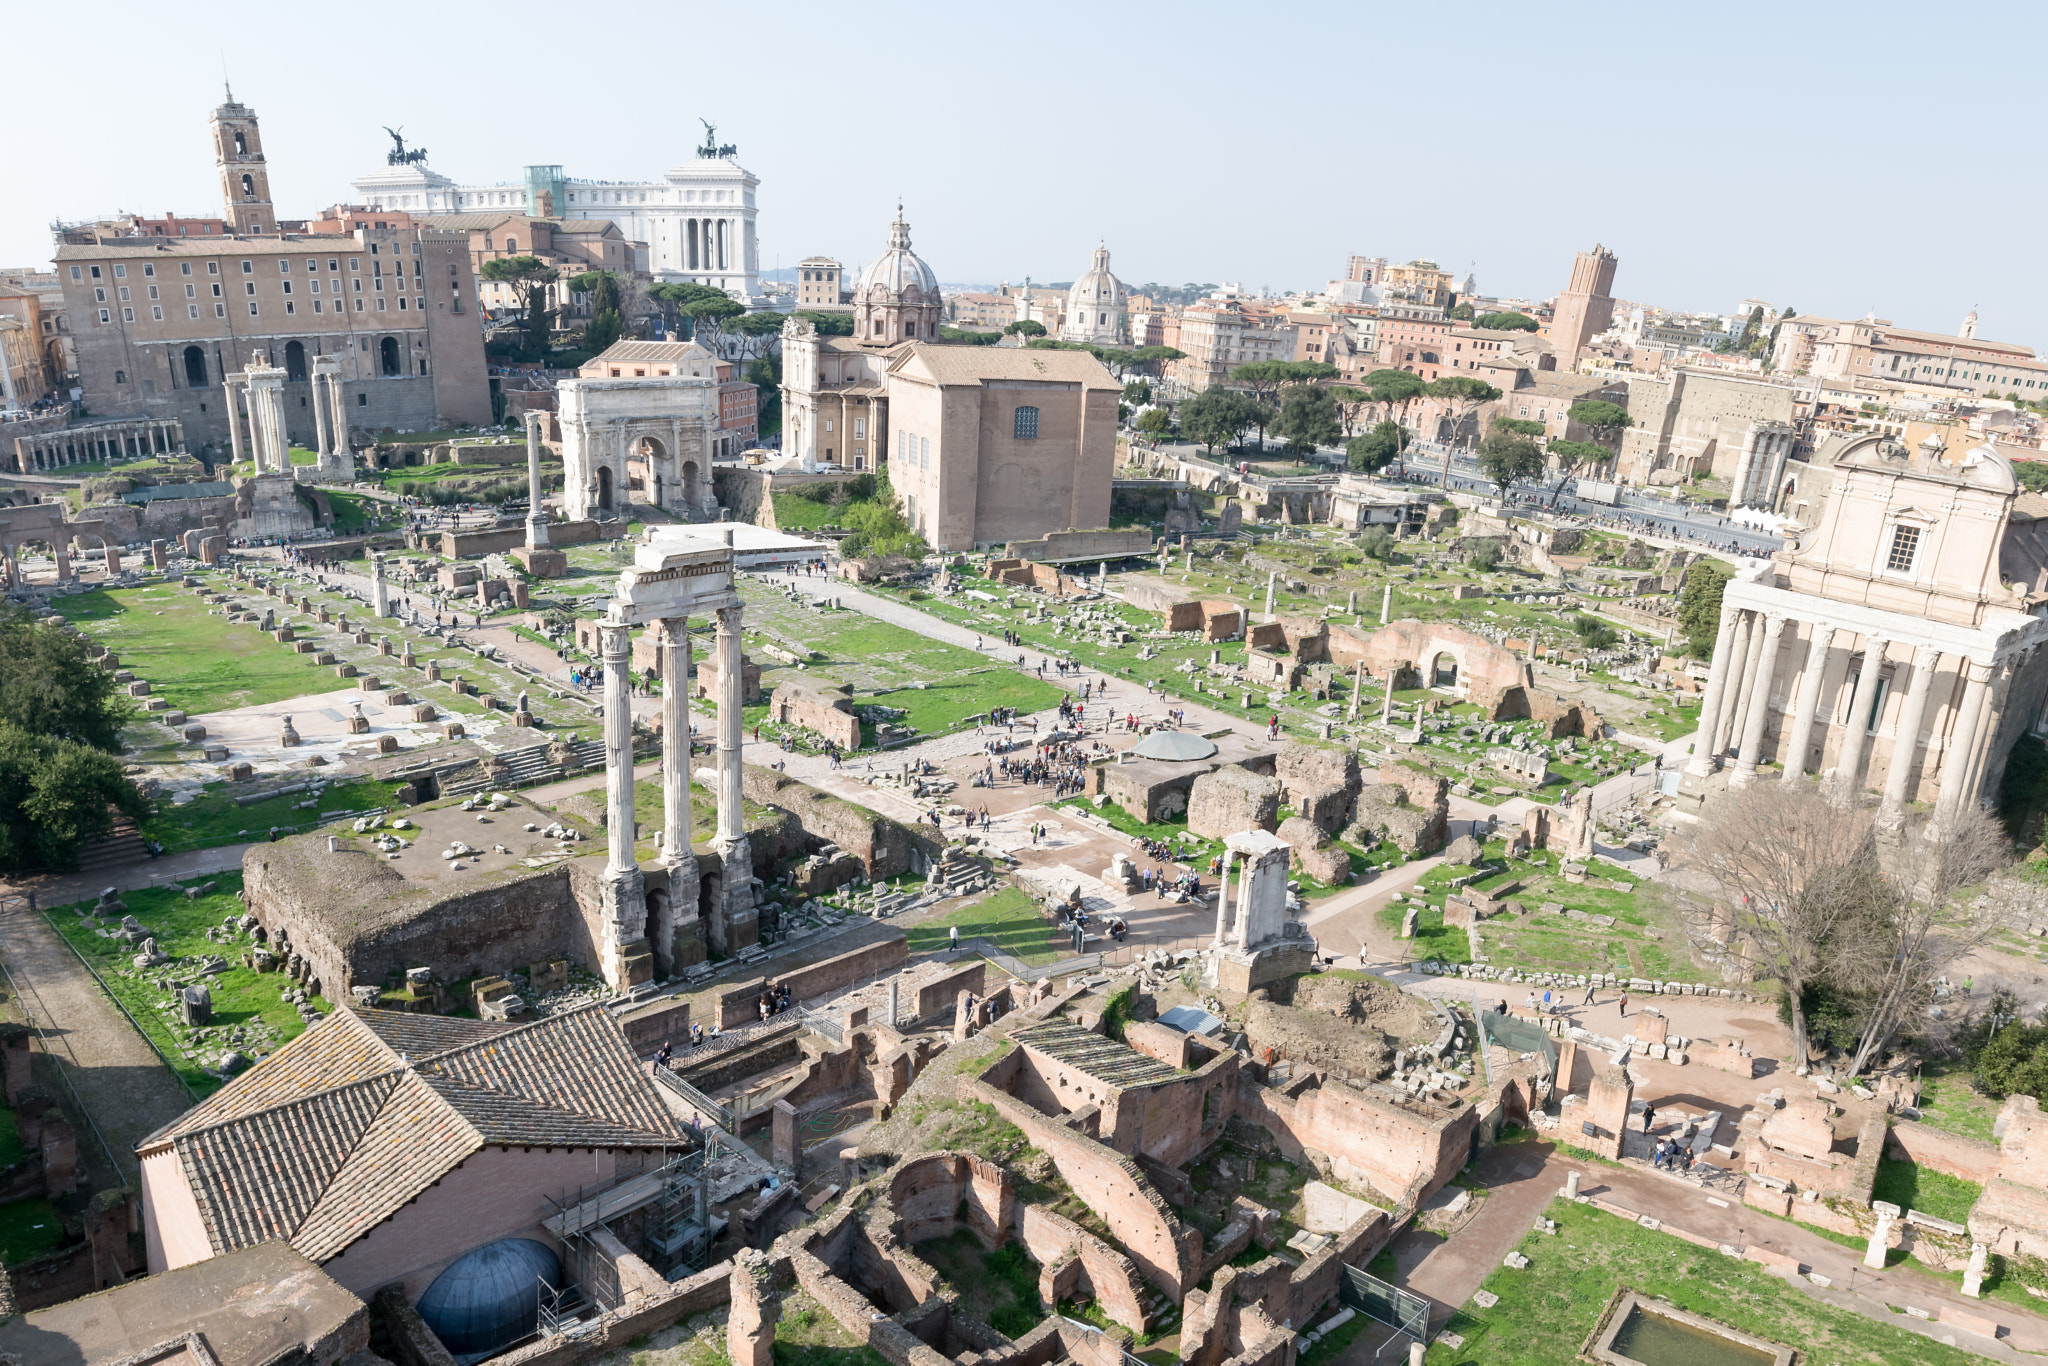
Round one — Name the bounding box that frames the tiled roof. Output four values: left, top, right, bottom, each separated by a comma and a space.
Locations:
1012, 1019, 1180, 1088
141, 1005, 685, 1263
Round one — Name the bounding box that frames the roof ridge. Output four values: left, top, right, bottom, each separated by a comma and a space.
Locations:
166, 1066, 405, 1145
139, 1011, 405, 1148
413, 999, 609, 1065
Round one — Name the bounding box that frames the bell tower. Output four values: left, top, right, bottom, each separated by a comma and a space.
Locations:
211, 87, 273, 235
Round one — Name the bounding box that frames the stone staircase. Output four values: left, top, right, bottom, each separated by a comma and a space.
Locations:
75, 815, 150, 873
440, 739, 606, 795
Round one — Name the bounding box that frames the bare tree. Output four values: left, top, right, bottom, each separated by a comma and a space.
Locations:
1663, 779, 1882, 1068
1833, 806, 2014, 1078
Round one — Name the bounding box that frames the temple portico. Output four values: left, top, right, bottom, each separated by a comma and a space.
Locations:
598, 529, 756, 986
11, 418, 185, 473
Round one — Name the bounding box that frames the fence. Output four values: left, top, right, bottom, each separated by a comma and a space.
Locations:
799, 1007, 844, 1047
1480, 1006, 1558, 1076
1338, 1265, 1429, 1351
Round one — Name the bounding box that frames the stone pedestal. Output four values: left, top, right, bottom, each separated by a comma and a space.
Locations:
1964, 1242, 1989, 1297
513, 546, 568, 578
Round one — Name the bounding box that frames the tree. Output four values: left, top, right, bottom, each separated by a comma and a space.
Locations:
580, 271, 625, 355
0, 726, 149, 874
1327, 385, 1373, 438
794, 309, 855, 337
1467, 540, 1501, 572
1570, 612, 1619, 649
1474, 431, 1543, 496
1363, 368, 1425, 430
0, 605, 133, 750
479, 256, 558, 357
1546, 439, 1611, 476
1002, 320, 1048, 338
682, 293, 744, 355
1448, 302, 1475, 321
1567, 399, 1633, 473
1180, 388, 1262, 453
1274, 386, 1342, 454
1677, 560, 1734, 658
1423, 376, 1502, 483
1229, 361, 1334, 446
1663, 779, 1884, 1072
746, 353, 780, 436
1358, 527, 1398, 560
940, 326, 1001, 346
1135, 407, 1173, 438
1737, 305, 1766, 353
1122, 379, 1152, 406
1474, 311, 1539, 333
1346, 420, 1408, 474
2016, 461, 2048, 493
727, 309, 786, 362
1492, 417, 1546, 438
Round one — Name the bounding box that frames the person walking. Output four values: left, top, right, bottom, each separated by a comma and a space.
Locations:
1582, 983, 1596, 1007
949, 924, 960, 950
1619, 991, 1630, 1018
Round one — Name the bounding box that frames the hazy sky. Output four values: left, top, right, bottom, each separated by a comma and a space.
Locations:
12, 0, 2040, 345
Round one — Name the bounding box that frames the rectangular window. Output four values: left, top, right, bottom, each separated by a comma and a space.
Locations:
313, 300, 322, 314
249, 302, 259, 316
188, 305, 199, 319
920, 436, 930, 467
1013, 405, 1040, 439
398, 296, 407, 310
328, 259, 339, 271
69, 266, 81, 280
375, 298, 385, 311
93, 288, 106, 303
308, 279, 320, 294
212, 283, 222, 296
142, 264, 155, 277
241, 261, 253, 273
281, 281, 292, 295
147, 285, 158, 299
1886, 524, 1920, 572
184, 283, 195, 298
279, 260, 291, 273
285, 301, 296, 315
207, 262, 219, 275
355, 299, 364, 312
122, 307, 134, 321
114, 264, 127, 278
151, 305, 163, 320
117, 286, 131, 302
215, 303, 226, 318
98, 309, 110, 323
349, 258, 360, 271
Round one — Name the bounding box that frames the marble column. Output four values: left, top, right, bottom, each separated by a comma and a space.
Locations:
1730, 613, 1787, 785
1934, 661, 1994, 823
1730, 426, 1762, 507
1234, 855, 1256, 951
1212, 851, 1235, 947
1717, 610, 1762, 761
311, 372, 332, 459
1877, 647, 1941, 831
715, 605, 744, 844
1961, 663, 2012, 809
1783, 623, 1836, 775
598, 619, 647, 980
525, 413, 552, 549
1685, 602, 1744, 779
661, 617, 691, 863
224, 378, 246, 466
371, 551, 389, 617
1829, 637, 1890, 802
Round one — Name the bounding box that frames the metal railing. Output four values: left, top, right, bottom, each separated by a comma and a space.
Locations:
654, 1066, 734, 1132
800, 1006, 844, 1047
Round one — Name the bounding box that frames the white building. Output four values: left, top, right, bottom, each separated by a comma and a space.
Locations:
350, 135, 761, 298
1058, 243, 1128, 345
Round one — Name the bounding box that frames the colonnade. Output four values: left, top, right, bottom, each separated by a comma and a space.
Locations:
309, 357, 349, 462
1686, 601, 2013, 825
686, 218, 734, 273
1729, 423, 1798, 511
11, 419, 184, 473
225, 353, 291, 473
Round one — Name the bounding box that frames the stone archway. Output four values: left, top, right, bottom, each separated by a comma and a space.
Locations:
1430, 651, 1459, 689
379, 336, 401, 376
183, 345, 208, 388
284, 341, 308, 382
596, 464, 614, 511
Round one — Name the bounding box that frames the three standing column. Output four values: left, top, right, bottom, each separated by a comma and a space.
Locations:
1935, 662, 1994, 823
1731, 613, 1788, 785
661, 617, 691, 864
715, 604, 744, 844
1783, 623, 1836, 774
1685, 602, 1743, 779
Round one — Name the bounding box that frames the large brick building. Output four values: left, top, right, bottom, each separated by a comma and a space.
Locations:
50, 93, 490, 451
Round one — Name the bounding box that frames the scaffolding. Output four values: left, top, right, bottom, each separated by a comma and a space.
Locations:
533, 1141, 725, 1340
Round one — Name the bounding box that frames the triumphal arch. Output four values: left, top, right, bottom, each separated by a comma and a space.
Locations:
558, 377, 720, 522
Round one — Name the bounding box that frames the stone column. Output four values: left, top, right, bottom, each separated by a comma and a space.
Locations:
661, 617, 691, 862
525, 412, 552, 549
1935, 661, 1994, 823
1828, 637, 1889, 802
1964, 1242, 1989, 1298
1730, 425, 1763, 507
224, 377, 247, 467
1234, 855, 1257, 951
1680, 604, 1741, 780
715, 605, 744, 844
1380, 583, 1391, 624
1730, 613, 1787, 785
599, 620, 647, 975
1712, 609, 1759, 761
311, 370, 332, 459
1877, 647, 1941, 831
1264, 572, 1276, 621
1782, 623, 1835, 775
1961, 662, 2011, 811
370, 551, 389, 618
1212, 851, 1235, 947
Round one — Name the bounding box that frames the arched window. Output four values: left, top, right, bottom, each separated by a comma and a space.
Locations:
240, 174, 254, 198
505, 238, 517, 252
233, 130, 246, 155
114, 370, 127, 385
284, 340, 308, 381
379, 336, 401, 376
1013, 406, 1039, 440
183, 345, 207, 388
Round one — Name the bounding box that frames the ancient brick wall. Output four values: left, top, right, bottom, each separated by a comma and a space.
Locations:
915, 960, 986, 1021
481, 1258, 732, 1366
741, 766, 927, 879
1240, 1076, 1475, 1209
712, 933, 908, 1028
1888, 1119, 2001, 1185
1103, 1051, 1240, 1169
1017, 1204, 1149, 1331
1187, 767, 1280, 840
770, 681, 862, 752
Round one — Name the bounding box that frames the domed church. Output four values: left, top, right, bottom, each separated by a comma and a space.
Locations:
1059, 242, 1129, 345
852, 207, 943, 343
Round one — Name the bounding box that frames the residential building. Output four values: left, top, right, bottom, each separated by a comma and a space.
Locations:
1489, 370, 1630, 445
1284, 309, 1337, 364
947, 289, 1015, 331
0, 267, 72, 392
1544, 245, 1618, 363
1345, 254, 1387, 285
1380, 259, 1457, 309
51, 94, 490, 449
412, 212, 637, 322
796, 257, 845, 307
1168, 301, 1295, 391
1377, 313, 1454, 381
885, 344, 1119, 551
350, 131, 761, 296
1058, 244, 1128, 345
1769, 312, 2048, 400
0, 284, 51, 406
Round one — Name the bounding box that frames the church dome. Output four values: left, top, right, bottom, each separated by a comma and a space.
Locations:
1067, 244, 1123, 310
857, 208, 938, 299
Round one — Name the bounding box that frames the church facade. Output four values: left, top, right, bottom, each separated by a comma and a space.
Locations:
1684, 429, 2048, 826
1058, 244, 1128, 345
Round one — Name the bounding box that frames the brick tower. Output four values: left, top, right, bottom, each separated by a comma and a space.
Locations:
1548, 244, 1618, 363
211, 86, 274, 235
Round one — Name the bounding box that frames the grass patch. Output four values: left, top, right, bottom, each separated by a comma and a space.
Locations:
145, 778, 408, 853
0, 1198, 66, 1266
46, 873, 325, 1099
1911, 1066, 2000, 1143
1377, 901, 1472, 964
906, 885, 1061, 966
1872, 1156, 1982, 1225
62, 584, 344, 714
1426, 1197, 1985, 1364
915, 1228, 1043, 1337
0, 1111, 26, 1170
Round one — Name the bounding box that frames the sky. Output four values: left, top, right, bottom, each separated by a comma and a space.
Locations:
10, 0, 2043, 346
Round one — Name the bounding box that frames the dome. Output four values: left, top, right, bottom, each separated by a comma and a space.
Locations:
1129, 730, 1218, 762
1067, 243, 1124, 309
856, 207, 938, 299
417, 1238, 560, 1362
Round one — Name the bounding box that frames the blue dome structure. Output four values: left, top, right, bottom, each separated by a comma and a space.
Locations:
416, 1238, 560, 1362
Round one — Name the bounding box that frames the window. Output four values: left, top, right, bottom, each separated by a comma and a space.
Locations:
1886, 524, 1921, 573
249, 302, 259, 316
89, 265, 101, 279
241, 261, 253, 273
117, 286, 130, 302
93, 288, 106, 303
920, 437, 930, 468
245, 282, 256, 296
214, 303, 226, 318
151, 305, 163, 320
114, 264, 127, 278
1013, 406, 1040, 439
188, 305, 199, 319
97, 309, 110, 324
147, 285, 158, 299
207, 262, 219, 274
122, 307, 134, 321
349, 258, 360, 271
285, 302, 296, 314
114, 370, 126, 384
211, 283, 222, 296
69, 266, 81, 281
184, 283, 195, 298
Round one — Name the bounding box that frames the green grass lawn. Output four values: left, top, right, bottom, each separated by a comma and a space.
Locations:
1872, 1156, 1983, 1224
62, 584, 345, 714
1377, 902, 1473, 964
1912, 1066, 2001, 1143
906, 886, 1062, 966
46, 874, 326, 1099
915, 1228, 1043, 1337
0, 1110, 26, 1170
1427, 1197, 1989, 1365
145, 777, 408, 853
0, 1198, 66, 1266
771, 492, 853, 531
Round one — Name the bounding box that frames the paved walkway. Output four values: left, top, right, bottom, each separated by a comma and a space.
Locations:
0, 899, 196, 1184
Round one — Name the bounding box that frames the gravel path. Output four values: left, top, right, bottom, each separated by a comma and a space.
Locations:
0, 900, 196, 1183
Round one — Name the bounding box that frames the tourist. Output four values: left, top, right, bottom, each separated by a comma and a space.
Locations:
1619, 992, 1630, 1018
655, 1040, 673, 1071
1582, 984, 1596, 1008
950, 925, 960, 950
690, 1023, 704, 1047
